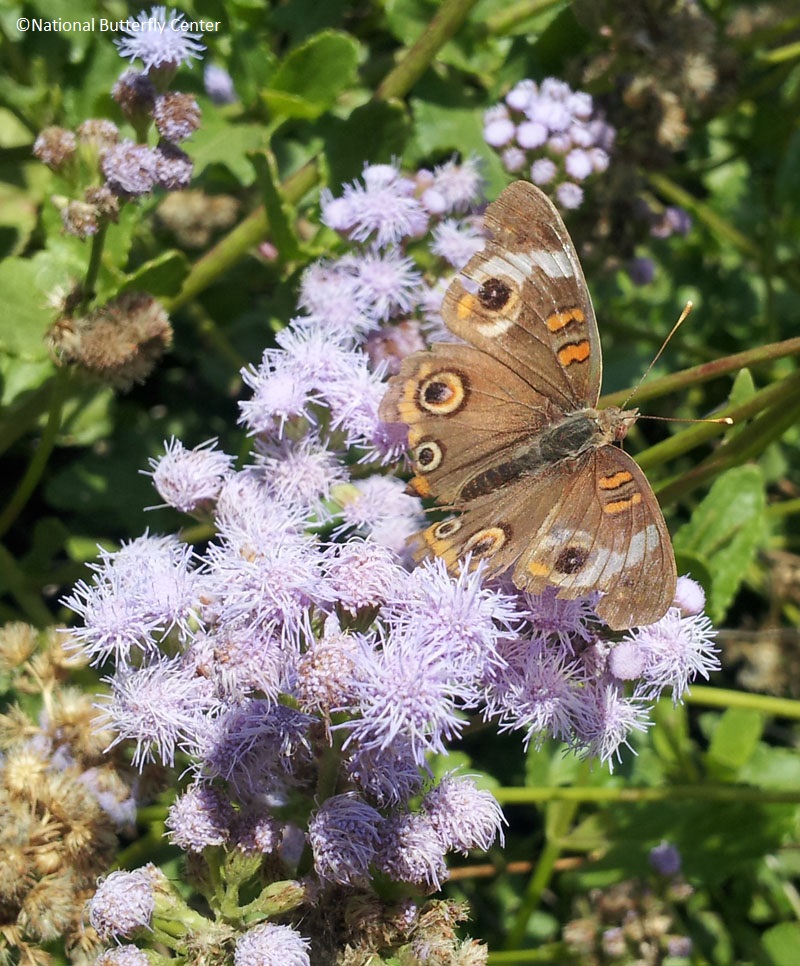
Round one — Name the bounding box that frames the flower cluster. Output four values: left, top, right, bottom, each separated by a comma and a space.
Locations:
483, 78, 615, 210
67, 161, 719, 961
33, 7, 205, 240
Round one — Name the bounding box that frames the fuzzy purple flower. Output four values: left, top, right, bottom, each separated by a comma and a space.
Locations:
235, 923, 310, 966
649, 840, 682, 877
628, 607, 719, 701
378, 811, 448, 890
147, 436, 233, 513
89, 866, 157, 939
204, 64, 237, 104
308, 792, 384, 885
165, 783, 236, 851
102, 140, 158, 196
115, 6, 205, 71
422, 775, 505, 854
95, 655, 217, 768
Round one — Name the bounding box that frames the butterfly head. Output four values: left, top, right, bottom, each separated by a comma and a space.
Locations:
596, 406, 640, 444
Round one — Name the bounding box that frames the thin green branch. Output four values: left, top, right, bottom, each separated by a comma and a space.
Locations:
495, 786, 800, 805
685, 684, 800, 719
0, 369, 68, 541
486, 0, 566, 35
376, 0, 483, 101
600, 336, 800, 409
83, 222, 109, 305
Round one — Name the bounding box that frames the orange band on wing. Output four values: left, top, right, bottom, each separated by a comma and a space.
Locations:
603, 492, 643, 514
598, 470, 634, 490
546, 308, 585, 332
557, 341, 591, 366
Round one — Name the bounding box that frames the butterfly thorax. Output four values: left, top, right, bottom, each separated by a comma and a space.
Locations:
459, 406, 639, 503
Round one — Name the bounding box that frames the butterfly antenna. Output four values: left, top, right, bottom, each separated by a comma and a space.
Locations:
622, 300, 693, 409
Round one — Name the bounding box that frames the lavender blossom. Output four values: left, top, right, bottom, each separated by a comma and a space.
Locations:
88, 867, 157, 939
234, 923, 310, 966
153, 92, 201, 142
377, 811, 449, 890
308, 792, 384, 885
147, 436, 234, 513
115, 6, 205, 71
204, 64, 237, 104
422, 775, 506, 853
102, 140, 158, 196
165, 783, 235, 851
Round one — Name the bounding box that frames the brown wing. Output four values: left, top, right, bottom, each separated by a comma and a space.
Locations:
379, 343, 558, 506
413, 446, 676, 630
441, 181, 602, 410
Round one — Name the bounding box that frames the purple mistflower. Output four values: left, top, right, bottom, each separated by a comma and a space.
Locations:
649, 840, 682, 877
112, 69, 156, 118
63, 534, 200, 665
573, 682, 651, 768
530, 157, 557, 185
522, 586, 599, 649
154, 143, 193, 189
96, 947, 150, 966
102, 140, 158, 196
78, 767, 138, 832
233, 810, 283, 854
338, 249, 422, 323
483, 107, 516, 148
297, 260, 373, 342
239, 347, 321, 437
165, 783, 235, 851
308, 792, 384, 885
95, 655, 217, 769
293, 619, 360, 714
153, 92, 201, 142
204, 64, 237, 104
628, 607, 719, 702
254, 435, 348, 521
321, 164, 429, 247
422, 775, 505, 854
501, 146, 527, 173
192, 701, 314, 796
147, 436, 233, 513
234, 923, 310, 966
201, 528, 319, 644
378, 811, 448, 890
212, 470, 305, 545
325, 356, 396, 460
674, 574, 706, 615
424, 157, 484, 214
114, 6, 205, 72
386, 558, 518, 682
336, 475, 424, 555
555, 181, 583, 209
345, 740, 425, 808
187, 623, 290, 701
627, 256, 656, 286
340, 627, 477, 766
506, 78, 538, 112
608, 638, 647, 681
322, 539, 408, 613
431, 217, 486, 269
565, 148, 593, 181
364, 318, 427, 376
88, 866, 157, 939
485, 636, 587, 748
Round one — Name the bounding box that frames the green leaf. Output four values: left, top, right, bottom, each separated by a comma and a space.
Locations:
321, 100, 411, 187
705, 708, 764, 780
190, 114, 268, 184
251, 150, 303, 263
121, 251, 190, 298
262, 31, 360, 120
0, 257, 57, 360
673, 465, 766, 623
762, 923, 800, 966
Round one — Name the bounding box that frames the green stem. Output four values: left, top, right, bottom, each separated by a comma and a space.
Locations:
767, 497, 800, 519
0, 375, 58, 457
494, 785, 800, 805
486, 0, 566, 35
83, 222, 109, 305
599, 336, 800, 409
655, 370, 800, 503
0, 369, 68, 541
758, 40, 800, 64
377, 0, 482, 100
0, 544, 54, 626
686, 684, 800, 719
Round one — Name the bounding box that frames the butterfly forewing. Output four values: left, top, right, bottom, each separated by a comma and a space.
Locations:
441, 180, 602, 409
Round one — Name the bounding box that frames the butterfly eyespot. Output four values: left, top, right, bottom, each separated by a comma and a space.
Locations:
418, 370, 468, 415
414, 439, 444, 472
464, 525, 511, 558
478, 277, 512, 310
433, 518, 461, 539
555, 546, 590, 574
